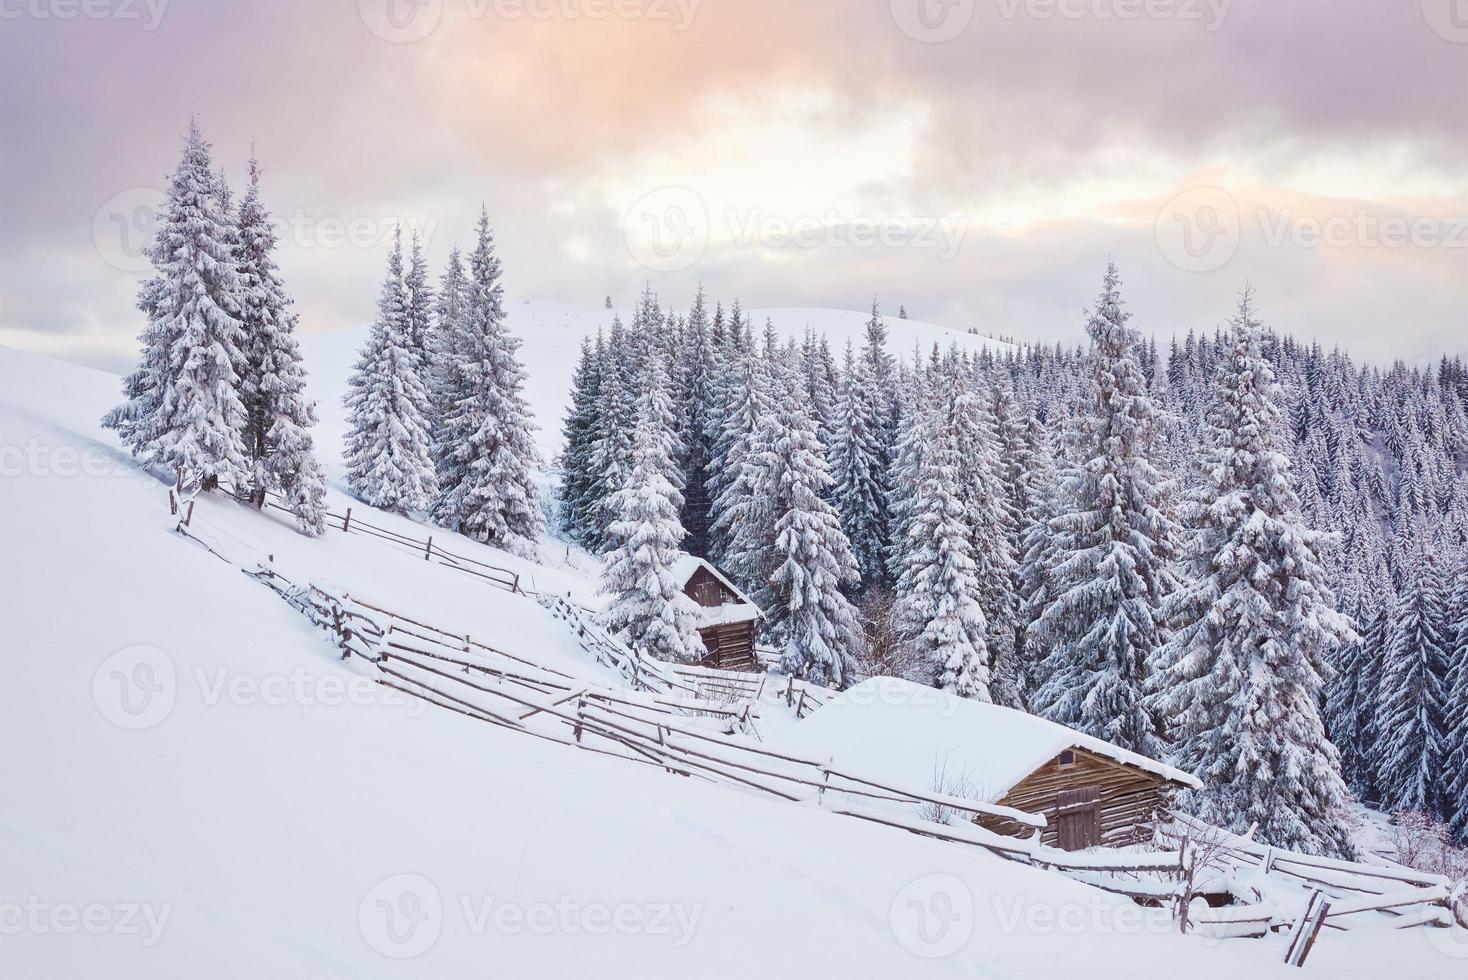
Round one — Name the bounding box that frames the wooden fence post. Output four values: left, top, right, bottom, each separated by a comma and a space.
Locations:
1176, 845, 1196, 934
342, 507, 352, 532
1284, 890, 1331, 967
424, 536, 433, 560
183, 500, 195, 527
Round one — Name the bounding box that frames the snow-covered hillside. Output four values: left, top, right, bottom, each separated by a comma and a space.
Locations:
2, 341, 1462, 978
300, 301, 1010, 467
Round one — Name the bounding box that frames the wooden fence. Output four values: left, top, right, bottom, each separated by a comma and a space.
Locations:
229, 485, 527, 596
240, 563, 1092, 864
1157, 814, 1461, 946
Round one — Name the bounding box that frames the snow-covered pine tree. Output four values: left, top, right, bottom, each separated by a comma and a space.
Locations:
557, 335, 603, 548
708, 339, 775, 583
430, 209, 544, 556
233, 153, 327, 534
831, 343, 889, 589
1029, 263, 1174, 756
1446, 547, 1468, 838
404, 231, 433, 354
1325, 583, 1390, 799
861, 300, 897, 582
1376, 543, 1452, 817
1015, 411, 1061, 701
103, 118, 250, 494
588, 317, 638, 551
950, 369, 1020, 706
801, 329, 839, 454
892, 382, 991, 700
1152, 289, 1357, 856
429, 246, 470, 439
676, 287, 718, 557
762, 371, 864, 689
342, 228, 438, 514
599, 357, 705, 664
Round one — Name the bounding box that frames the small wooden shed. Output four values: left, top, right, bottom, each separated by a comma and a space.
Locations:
671, 556, 763, 673
778, 678, 1201, 850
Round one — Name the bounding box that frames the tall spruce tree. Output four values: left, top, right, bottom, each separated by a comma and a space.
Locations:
762, 372, 864, 689
1442, 548, 1468, 837
708, 341, 774, 582
404, 231, 433, 354
1325, 585, 1389, 799
104, 118, 250, 494
558, 335, 603, 547
832, 343, 889, 589
1029, 263, 1174, 756
342, 229, 438, 513
1153, 290, 1357, 856
676, 287, 718, 557
589, 317, 638, 551
233, 153, 327, 534
893, 387, 992, 700
599, 358, 705, 664
429, 246, 470, 432
951, 369, 1020, 706
430, 209, 544, 555
1376, 545, 1452, 817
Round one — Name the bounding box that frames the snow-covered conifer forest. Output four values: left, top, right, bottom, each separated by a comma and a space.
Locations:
95, 116, 1468, 864
11, 5, 1468, 956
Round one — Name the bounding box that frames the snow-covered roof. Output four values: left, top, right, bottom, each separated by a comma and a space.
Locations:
777, 678, 1201, 802
671, 555, 763, 617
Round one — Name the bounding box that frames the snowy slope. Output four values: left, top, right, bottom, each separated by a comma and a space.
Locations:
3, 343, 1464, 978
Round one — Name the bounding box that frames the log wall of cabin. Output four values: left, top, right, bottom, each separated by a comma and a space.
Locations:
697, 621, 756, 673
976, 747, 1174, 848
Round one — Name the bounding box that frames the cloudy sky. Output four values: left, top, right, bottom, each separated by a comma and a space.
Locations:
1, 0, 1464, 372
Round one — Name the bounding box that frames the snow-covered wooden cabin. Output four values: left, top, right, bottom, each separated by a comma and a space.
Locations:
780, 678, 1201, 851
672, 556, 762, 673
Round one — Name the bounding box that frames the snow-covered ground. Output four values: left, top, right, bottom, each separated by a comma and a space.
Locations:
3, 322, 1465, 977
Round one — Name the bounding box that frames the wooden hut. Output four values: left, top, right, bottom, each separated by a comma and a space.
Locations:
671, 556, 762, 673
779, 678, 1201, 850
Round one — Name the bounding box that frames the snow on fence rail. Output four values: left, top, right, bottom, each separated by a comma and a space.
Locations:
1156, 816, 1460, 934
227, 485, 527, 596
239, 563, 1078, 868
